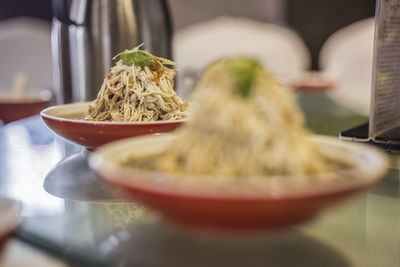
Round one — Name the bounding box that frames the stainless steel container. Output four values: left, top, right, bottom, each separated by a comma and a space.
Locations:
51, 0, 172, 103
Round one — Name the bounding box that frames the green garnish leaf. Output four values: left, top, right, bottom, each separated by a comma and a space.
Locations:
228, 58, 261, 98
120, 51, 158, 67
115, 44, 175, 68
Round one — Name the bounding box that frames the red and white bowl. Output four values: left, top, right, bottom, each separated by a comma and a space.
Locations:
41, 102, 186, 150
89, 134, 388, 232
0, 90, 51, 124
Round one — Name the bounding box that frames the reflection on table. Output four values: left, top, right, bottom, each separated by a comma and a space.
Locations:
44, 151, 123, 203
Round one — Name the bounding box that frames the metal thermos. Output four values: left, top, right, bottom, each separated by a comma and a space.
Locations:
51, 0, 172, 104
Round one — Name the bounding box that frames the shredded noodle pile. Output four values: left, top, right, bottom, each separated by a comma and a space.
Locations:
86, 45, 188, 122
125, 57, 331, 179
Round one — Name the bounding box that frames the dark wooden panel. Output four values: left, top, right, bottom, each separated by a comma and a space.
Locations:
0, 0, 52, 21
287, 0, 376, 69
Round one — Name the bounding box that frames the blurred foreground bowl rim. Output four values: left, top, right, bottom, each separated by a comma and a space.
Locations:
89, 133, 388, 200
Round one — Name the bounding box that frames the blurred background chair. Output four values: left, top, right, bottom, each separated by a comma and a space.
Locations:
0, 17, 53, 124
0, 17, 52, 90
173, 16, 311, 98
0, 0, 376, 106
319, 18, 374, 116
171, 0, 376, 70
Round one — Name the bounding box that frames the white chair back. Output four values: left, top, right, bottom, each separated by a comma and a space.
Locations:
320, 18, 375, 115
0, 17, 52, 93
173, 16, 311, 97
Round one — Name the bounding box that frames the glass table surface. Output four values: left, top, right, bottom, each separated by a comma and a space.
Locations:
0, 93, 398, 267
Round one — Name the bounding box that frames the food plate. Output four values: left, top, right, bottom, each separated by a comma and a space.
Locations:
0, 90, 51, 124
41, 102, 186, 150
291, 72, 336, 92
0, 198, 21, 249
89, 134, 388, 232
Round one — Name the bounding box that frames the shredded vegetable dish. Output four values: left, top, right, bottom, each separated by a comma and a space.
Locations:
86, 45, 188, 122
123, 57, 335, 180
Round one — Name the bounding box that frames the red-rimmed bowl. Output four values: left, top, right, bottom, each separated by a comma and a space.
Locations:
0, 90, 52, 124
0, 198, 21, 250
40, 102, 186, 150
291, 72, 336, 92
89, 134, 388, 232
